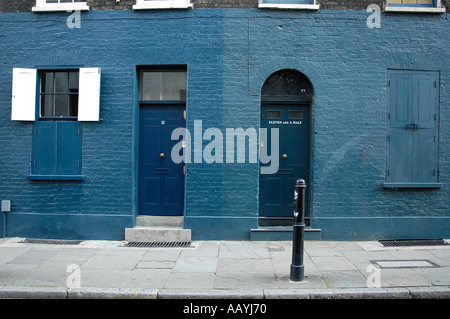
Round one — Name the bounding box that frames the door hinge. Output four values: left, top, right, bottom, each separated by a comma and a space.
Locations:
183, 110, 186, 120
434, 81, 437, 88
183, 165, 186, 175
387, 80, 391, 87
387, 169, 390, 177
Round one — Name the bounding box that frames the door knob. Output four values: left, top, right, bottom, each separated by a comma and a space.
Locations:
160, 153, 165, 159
282, 153, 288, 159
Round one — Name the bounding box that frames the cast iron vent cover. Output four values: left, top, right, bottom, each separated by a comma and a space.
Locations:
23, 238, 82, 245
124, 241, 191, 248
379, 239, 448, 247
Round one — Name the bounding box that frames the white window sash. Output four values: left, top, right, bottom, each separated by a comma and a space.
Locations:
384, 0, 446, 12
133, 0, 193, 10
258, 0, 320, 10
11, 68, 37, 121
33, 0, 89, 12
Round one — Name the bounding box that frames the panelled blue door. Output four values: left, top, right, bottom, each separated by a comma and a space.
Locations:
139, 104, 185, 216
259, 104, 311, 224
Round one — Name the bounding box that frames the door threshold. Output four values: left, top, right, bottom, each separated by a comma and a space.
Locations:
137, 215, 184, 228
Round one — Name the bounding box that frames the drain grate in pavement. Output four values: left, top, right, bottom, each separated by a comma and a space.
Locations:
370, 259, 440, 269
22, 238, 82, 245
124, 241, 191, 248
379, 239, 448, 247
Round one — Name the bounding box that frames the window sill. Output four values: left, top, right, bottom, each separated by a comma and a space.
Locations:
382, 182, 442, 189
384, 6, 446, 13
32, 4, 89, 12
258, 3, 320, 10
133, 2, 193, 10
28, 175, 85, 181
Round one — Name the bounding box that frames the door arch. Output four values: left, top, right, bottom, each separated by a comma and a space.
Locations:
259, 69, 313, 226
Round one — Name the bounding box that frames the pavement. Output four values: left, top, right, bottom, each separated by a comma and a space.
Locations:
0, 237, 449, 299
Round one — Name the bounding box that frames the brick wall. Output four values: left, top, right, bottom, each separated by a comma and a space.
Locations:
0, 8, 448, 240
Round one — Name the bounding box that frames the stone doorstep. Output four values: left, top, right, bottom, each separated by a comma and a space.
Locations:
125, 226, 191, 243
125, 216, 190, 243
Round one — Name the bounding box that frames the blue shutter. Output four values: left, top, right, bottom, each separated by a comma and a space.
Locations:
386, 70, 439, 186
32, 122, 57, 175
57, 122, 82, 175
387, 71, 413, 183
412, 72, 439, 183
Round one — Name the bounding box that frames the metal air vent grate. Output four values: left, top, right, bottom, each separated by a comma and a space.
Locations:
379, 239, 448, 247
23, 238, 82, 245
124, 241, 191, 248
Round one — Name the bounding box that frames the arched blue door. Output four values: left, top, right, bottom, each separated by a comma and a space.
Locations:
259, 70, 313, 226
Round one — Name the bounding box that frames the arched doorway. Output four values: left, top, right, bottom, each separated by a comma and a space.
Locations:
259, 69, 313, 226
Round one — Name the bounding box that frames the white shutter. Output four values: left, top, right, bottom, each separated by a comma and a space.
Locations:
11, 68, 37, 121
78, 68, 101, 121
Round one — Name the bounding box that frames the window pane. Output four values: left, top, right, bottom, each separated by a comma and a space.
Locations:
42, 72, 54, 93
40, 94, 54, 117
54, 72, 68, 93
267, 110, 282, 119
140, 70, 187, 101
69, 94, 79, 117
162, 72, 187, 101
55, 95, 68, 117
289, 110, 303, 119
69, 71, 79, 92
140, 71, 161, 100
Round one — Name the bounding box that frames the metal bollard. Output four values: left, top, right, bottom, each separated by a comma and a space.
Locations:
290, 179, 306, 282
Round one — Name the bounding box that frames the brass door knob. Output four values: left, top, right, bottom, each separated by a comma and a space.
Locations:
160, 153, 165, 159
282, 154, 287, 159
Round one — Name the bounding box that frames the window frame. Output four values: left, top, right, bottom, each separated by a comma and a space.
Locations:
258, 0, 320, 10
384, 0, 446, 13
133, 0, 193, 10
39, 70, 80, 121
32, 0, 89, 12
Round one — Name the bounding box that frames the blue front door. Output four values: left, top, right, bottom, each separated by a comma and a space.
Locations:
259, 104, 311, 225
139, 104, 185, 216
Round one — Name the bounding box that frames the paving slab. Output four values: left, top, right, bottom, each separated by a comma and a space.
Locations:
165, 272, 215, 289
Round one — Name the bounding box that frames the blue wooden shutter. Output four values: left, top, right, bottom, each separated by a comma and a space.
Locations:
32, 122, 57, 175
387, 71, 413, 183
411, 72, 439, 183
57, 122, 82, 175
387, 70, 439, 185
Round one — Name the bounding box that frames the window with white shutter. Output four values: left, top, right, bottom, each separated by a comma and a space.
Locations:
11, 67, 101, 180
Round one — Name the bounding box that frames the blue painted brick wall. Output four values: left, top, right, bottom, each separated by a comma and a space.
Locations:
0, 8, 448, 240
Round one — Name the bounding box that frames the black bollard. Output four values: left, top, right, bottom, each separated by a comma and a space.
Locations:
290, 179, 306, 282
